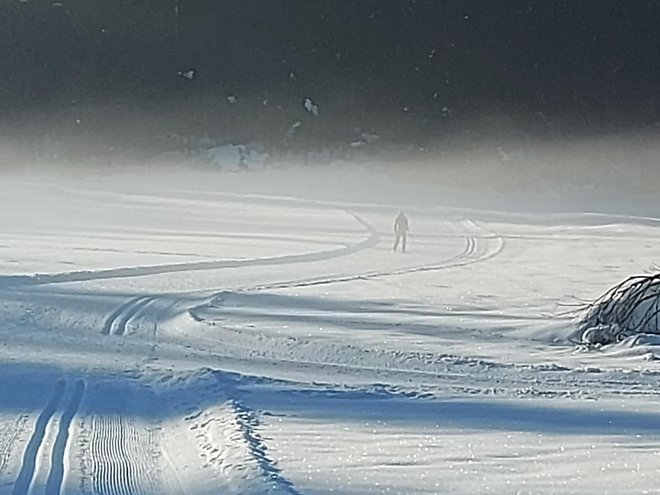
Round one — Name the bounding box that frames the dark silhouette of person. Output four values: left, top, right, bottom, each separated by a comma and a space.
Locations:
393, 211, 409, 253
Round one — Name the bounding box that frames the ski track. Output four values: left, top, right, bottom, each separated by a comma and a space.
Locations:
44, 380, 85, 495
250, 217, 504, 292
1, 208, 502, 296
12, 380, 66, 495
0, 208, 379, 289
102, 215, 502, 342
102, 296, 157, 336
95, 208, 378, 342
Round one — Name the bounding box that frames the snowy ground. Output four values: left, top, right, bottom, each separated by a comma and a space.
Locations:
1, 161, 660, 494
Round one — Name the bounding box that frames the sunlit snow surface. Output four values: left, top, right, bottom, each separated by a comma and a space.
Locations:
1, 163, 660, 494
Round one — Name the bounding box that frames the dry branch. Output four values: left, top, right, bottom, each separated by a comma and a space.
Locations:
577, 273, 660, 347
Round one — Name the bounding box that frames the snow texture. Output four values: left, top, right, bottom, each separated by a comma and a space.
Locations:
0, 161, 659, 494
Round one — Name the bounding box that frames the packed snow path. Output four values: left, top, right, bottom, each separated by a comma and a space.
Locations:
1, 166, 660, 494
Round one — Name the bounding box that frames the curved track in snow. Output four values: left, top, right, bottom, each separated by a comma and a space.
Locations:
0, 208, 379, 289
99, 211, 504, 339
250, 217, 504, 291
102, 296, 158, 336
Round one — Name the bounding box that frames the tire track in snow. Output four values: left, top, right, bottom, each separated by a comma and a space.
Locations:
102, 296, 156, 336
45, 380, 85, 495
12, 380, 65, 495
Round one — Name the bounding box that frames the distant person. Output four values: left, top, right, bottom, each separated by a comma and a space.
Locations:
393, 211, 409, 253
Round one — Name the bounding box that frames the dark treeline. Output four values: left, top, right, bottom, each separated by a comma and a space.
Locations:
1, 0, 660, 149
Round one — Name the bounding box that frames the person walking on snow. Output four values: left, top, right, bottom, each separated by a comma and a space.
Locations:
393, 211, 409, 253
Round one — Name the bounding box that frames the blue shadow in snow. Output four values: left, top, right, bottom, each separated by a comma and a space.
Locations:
225, 372, 660, 437
0, 363, 659, 438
